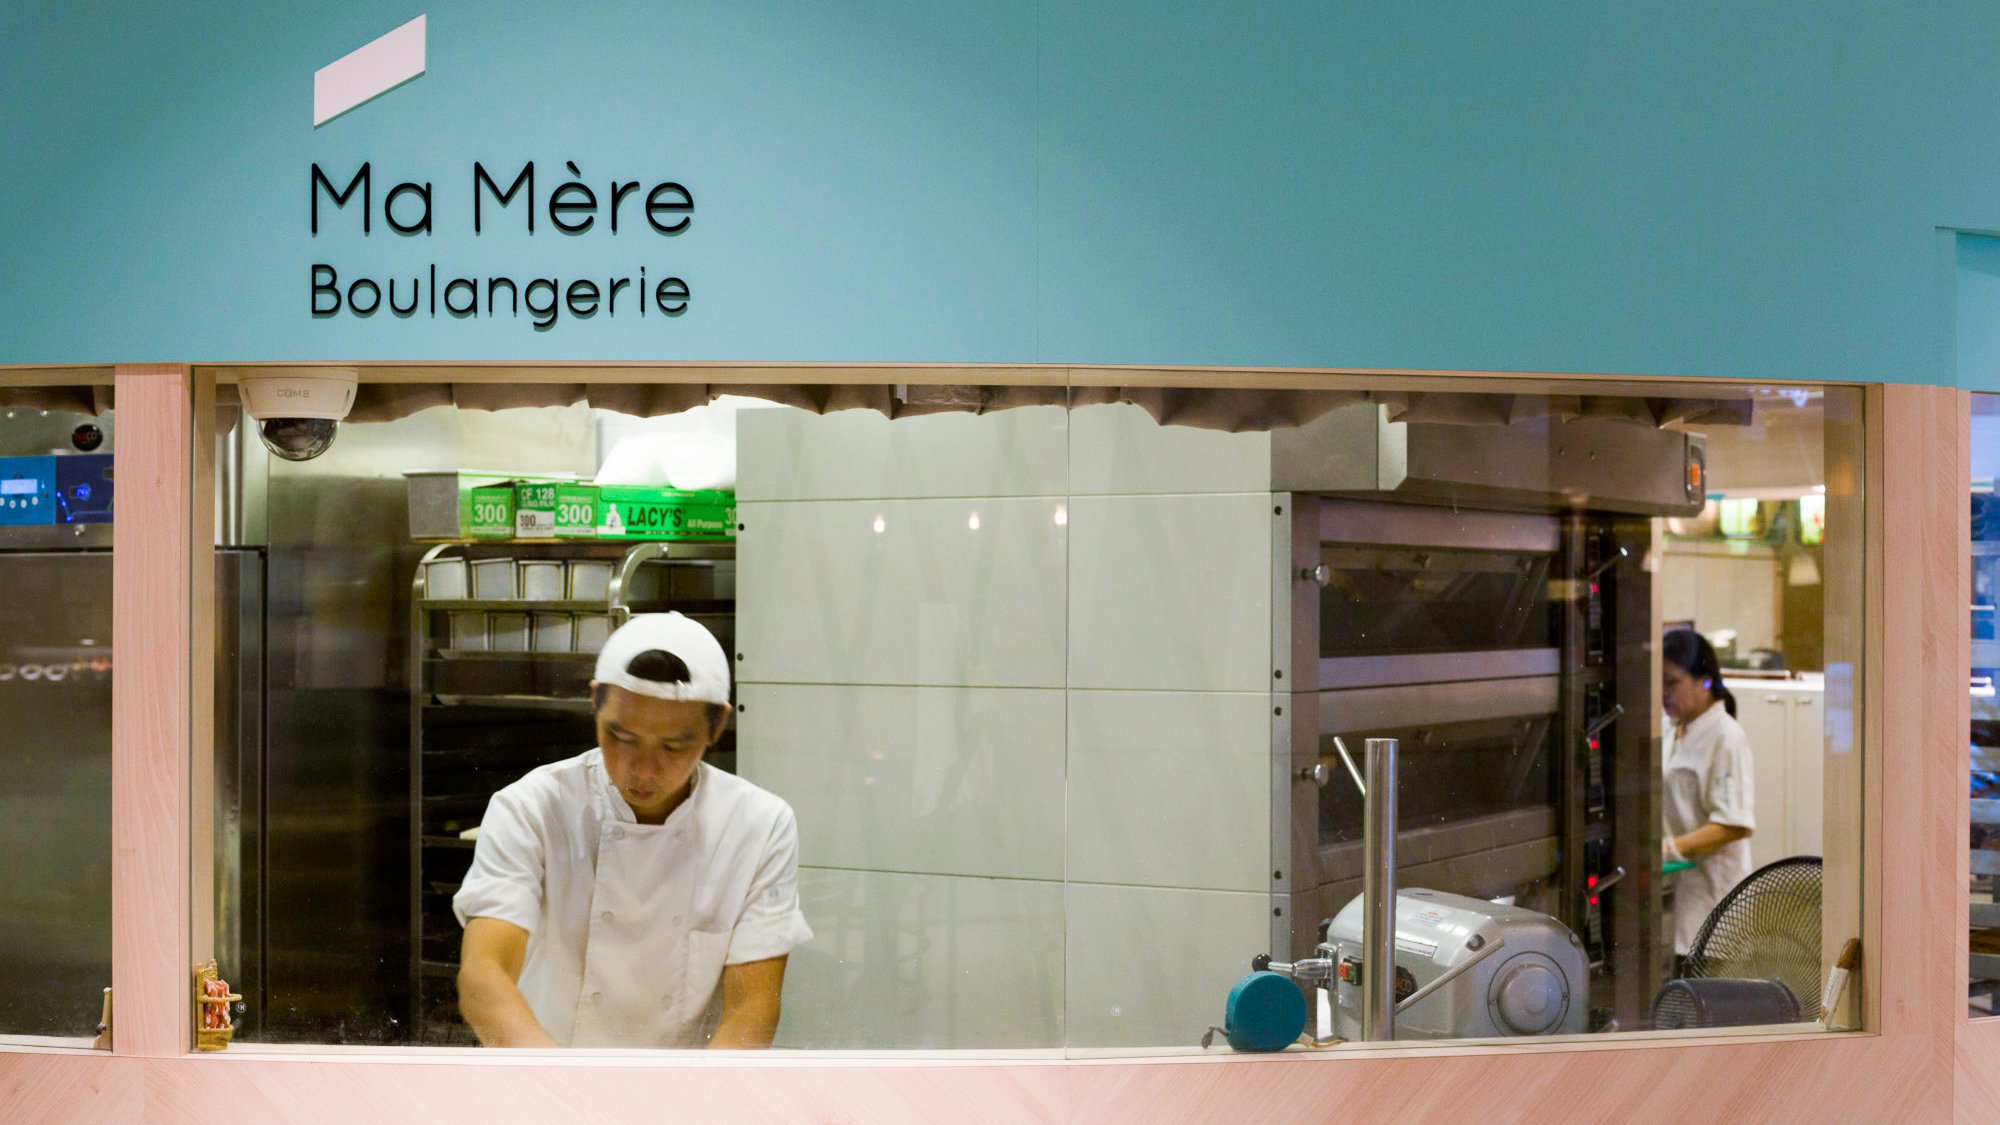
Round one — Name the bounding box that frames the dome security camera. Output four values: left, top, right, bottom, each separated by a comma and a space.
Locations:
239, 372, 358, 462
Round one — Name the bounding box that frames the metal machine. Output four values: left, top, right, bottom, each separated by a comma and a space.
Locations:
1269, 888, 1590, 1041
1245, 735, 1589, 1045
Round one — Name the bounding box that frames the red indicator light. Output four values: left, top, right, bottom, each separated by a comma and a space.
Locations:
1590, 583, 1600, 595
1589, 739, 1600, 750
1587, 875, 1598, 888
1589, 896, 1599, 906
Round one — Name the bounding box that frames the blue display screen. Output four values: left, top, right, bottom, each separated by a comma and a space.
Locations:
1, 478, 37, 495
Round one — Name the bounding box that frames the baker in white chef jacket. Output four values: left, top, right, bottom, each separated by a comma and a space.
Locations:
1660, 627, 1755, 966
453, 612, 812, 1048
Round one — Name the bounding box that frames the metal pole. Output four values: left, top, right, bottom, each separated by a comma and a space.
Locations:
1363, 737, 1398, 1041
216, 420, 242, 547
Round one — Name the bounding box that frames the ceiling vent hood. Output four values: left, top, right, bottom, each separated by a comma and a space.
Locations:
1270, 403, 1708, 517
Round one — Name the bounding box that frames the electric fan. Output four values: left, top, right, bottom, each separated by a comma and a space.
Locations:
1651, 856, 1823, 1029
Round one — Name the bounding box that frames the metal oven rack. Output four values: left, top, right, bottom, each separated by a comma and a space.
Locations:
406, 538, 735, 1042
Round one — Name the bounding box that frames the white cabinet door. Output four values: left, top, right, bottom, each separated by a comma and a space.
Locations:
1787, 691, 1826, 858
1734, 689, 1793, 871
1721, 680, 1827, 868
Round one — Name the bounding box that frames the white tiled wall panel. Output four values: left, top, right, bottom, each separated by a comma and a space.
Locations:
736, 405, 1069, 501
1066, 493, 1274, 692
1063, 882, 1271, 1048
733, 400, 1297, 1052
737, 496, 1067, 687
738, 683, 1066, 881
776, 867, 1064, 1049
1067, 403, 1272, 495
1065, 690, 1271, 892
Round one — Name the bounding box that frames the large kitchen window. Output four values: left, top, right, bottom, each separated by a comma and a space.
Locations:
184, 369, 1865, 1054
0, 385, 115, 1048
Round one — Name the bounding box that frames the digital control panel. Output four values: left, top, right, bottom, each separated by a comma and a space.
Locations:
0, 454, 114, 526
0, 456, 56, 526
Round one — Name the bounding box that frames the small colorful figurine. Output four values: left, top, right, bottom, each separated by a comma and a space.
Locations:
193, 960, 242, 1051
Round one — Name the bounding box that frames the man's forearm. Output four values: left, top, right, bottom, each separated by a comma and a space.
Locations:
457, 964, 560, 1048
708, 1001, 780, 1049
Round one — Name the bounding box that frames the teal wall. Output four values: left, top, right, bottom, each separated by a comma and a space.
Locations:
2, 0, 1996, 381
1960, 234, 2000, 392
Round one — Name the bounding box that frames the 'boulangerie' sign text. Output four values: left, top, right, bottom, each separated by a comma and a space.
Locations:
309, 161, 692, 330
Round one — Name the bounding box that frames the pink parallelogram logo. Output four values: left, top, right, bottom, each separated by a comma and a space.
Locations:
313, 15, 427, 127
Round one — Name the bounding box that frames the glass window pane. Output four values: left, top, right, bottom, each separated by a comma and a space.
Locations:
196, 373, 1863, 1053
1060, 376, 1861, 1053
1, 400, 114, 1048
204, 384, 1074, 1049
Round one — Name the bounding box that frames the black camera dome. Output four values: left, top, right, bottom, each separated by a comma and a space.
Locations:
258, 417, 339, 462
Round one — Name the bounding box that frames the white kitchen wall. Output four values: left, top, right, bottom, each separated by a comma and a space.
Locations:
737, 403, 1069, 500
776, 867, 1065, 1049
1063, 882, 1271, 1049
736, 402, 1280, 1051
735, 496, 1068, 688
1064, 690, 1271, 892
738, 683, 1066, 881
1068, 402, 1271, 494
1661, 540, 1780, 655
1065, 492, 1275, 693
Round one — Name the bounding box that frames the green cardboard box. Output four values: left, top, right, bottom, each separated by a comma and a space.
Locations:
513, 481, 599, 539
463, 482, 516, 539
595, 486, 736, 541
554, 482, 598, 539
406, 471, 585, 540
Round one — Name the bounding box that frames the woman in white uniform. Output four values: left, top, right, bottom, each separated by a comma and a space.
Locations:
1661, 628, 1756, 965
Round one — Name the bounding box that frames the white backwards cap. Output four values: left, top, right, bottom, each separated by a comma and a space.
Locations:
593, 612, 731, 706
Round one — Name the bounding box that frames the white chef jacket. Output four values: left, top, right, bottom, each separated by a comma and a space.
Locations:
1663, 704, 1756, 956
453, 749, 813, 1047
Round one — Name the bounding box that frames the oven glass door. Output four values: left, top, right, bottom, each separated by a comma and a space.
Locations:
1319, 544, 1556, 657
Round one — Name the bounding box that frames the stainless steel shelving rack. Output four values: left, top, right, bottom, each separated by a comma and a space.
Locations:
406, 538, 735, 1042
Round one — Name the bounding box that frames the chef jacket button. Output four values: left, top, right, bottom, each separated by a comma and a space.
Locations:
600, 910, 615, 924
671, 915, 682, 926
591, 991, 604, 1004
611, 827, 625, 840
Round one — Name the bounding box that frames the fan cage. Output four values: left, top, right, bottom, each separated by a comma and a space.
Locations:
1681, 855, 1824, 1015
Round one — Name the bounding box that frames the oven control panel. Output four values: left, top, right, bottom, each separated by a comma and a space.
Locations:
0, 456, 56, 525
0, 454, 114, 526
